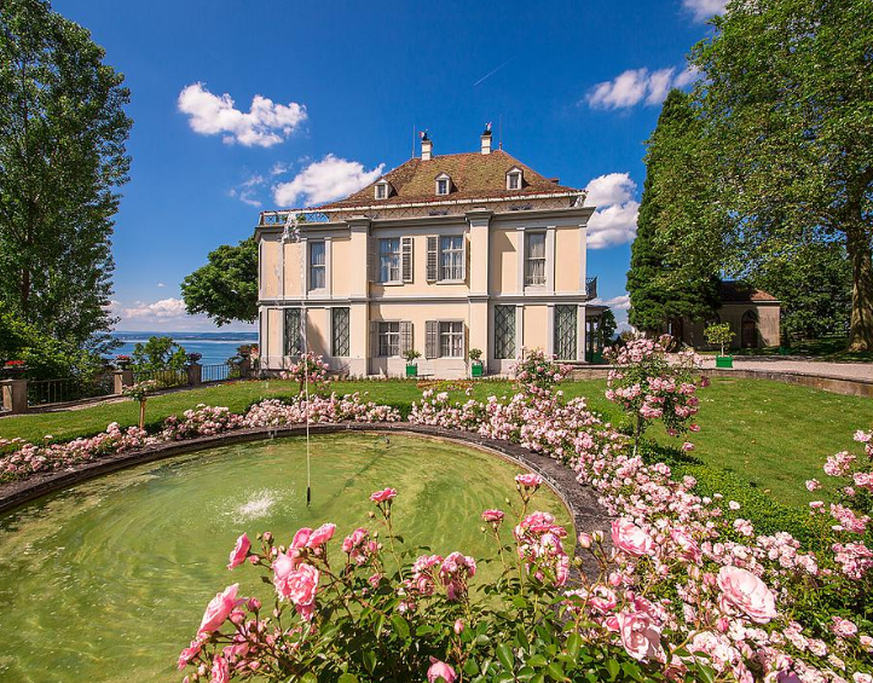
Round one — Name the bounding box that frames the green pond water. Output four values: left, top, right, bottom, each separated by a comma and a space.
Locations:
0, 433, 572, 683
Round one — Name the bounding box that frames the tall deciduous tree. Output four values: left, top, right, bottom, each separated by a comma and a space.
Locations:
181, 237, 259, 326
627, 90, 720, 334
687, 0, 873, 350
0, 0, 132, 351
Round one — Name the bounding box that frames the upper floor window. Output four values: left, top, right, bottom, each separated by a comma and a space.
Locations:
506, 167, 523, 191
435, 173, 451, 196
375, 181, 390, 200
525, 232, 546, 286
309, 240, 326, 290
439, 235, 464, 281
379, 238, 401, 283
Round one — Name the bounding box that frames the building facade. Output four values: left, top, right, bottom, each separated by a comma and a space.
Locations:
256, 130, 598, 378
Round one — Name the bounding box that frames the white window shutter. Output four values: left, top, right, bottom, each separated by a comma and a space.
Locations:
425, 320, 439, 359
401, 236, 413, 283
426, 236, 438, 282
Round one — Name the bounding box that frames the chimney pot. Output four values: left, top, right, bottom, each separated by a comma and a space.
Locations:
421, 133, 433, 161
480, 129, 492, 155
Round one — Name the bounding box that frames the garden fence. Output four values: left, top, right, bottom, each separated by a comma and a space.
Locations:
133, 368, 188, 390
27, 374, 115, 407
200, 363, 241, 384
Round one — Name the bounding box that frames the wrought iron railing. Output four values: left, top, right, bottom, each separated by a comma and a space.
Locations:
200, 363, 242, 384
586, 276, 598, 300
132, 368, 188, 389
27, 374, 114, 407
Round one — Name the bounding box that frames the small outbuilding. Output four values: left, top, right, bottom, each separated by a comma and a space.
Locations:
673, 281, 781, 350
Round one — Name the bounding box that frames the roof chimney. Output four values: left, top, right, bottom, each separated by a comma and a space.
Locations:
420, 131, 432, 161
480, 123, 492, 155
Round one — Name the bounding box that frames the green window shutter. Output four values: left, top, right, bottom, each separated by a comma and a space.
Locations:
369, 320, 379, 358
401, 236, 414, 283
425, 320, 439, 359
426, 236, 438, 282
400, 321, 414, 355
367, 239, 377, 282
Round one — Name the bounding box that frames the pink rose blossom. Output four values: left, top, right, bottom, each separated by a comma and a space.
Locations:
307, 523, 336, 548
197, 584, 240, 636
481, 509, 505, 524
427, 659, 457, 683
831, 616, 858, 639
716, 566, 778, 624
515, 472, 543, 489
616, 610, 664, 662
370, 487, 397, 503
211, 654, 229, 683
611, 519, 654, 557
227, 533, 251, 570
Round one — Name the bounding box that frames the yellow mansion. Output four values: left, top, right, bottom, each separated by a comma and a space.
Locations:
255, 129, 599, 378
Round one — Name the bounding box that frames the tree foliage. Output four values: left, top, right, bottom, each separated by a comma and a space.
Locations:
627, 90, 720, 333
0, 0, 132, 352
131, 336, 188, 373
680, 0, 873, 350
749, 241, 852, 343
181, 237, 259, 326
0, 307, 102, 380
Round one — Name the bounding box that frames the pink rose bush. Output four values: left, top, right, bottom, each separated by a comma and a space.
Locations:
178, 483, 714, 683
604, 335, 706, 454
0, 394, 400, 484
408, 381, 873, 678
279, 351, 330, 392
511, 348, 572, 394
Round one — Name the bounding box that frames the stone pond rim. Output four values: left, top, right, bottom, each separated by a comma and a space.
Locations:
0, 423, 612, 577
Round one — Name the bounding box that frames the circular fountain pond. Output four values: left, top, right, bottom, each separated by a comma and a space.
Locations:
0, 432, 573, 682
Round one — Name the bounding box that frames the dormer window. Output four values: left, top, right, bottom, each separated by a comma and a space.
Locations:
375, 180, 391, 200
435, 173, 451, 196
506, 167, 523, 191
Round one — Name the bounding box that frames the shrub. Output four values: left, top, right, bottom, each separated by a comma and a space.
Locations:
512, 349, 571, 394
281, 352, 330, 393
704, 322, 735, 356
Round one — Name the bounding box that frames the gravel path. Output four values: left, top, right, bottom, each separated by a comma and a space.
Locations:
698, 356, 873, 382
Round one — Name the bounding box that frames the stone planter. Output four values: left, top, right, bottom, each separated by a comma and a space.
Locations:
405, 364, 418, 378
716, 355, 734, 369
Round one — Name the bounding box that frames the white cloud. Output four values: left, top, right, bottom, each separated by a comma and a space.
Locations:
177, 83, 307, 147
273, 154, 385, 207
156, 282, 166, 288
121, 298, 189, 321
270, 162, 291, 176
585, 65, 698, 110
604, 294, 631, 311
229, 173, 266, 208
584, 173, 640, 249
682, 0, 727, 22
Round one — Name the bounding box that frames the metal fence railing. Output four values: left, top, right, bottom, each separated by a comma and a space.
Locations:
27, 374, 114, 407
200, 363, 242, 383
132, 368, 188, 390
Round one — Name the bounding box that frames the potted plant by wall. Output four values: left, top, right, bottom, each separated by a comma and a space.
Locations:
3, 359, 26, 377
403, 349, 421, 378
186, 352, 203, 365
469, 347, 484, 377
114, 354, 132, 369
704, 322, 736, 369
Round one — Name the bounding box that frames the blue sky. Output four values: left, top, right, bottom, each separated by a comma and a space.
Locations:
54, 0, 724, 332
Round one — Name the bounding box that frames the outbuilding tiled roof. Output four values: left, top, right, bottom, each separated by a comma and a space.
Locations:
719, 281, 778, 303
316, 149, 580, 209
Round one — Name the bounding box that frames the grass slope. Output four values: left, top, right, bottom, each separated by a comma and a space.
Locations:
0, 377, 868, 508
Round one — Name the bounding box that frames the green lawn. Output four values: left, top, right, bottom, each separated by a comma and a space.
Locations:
0, 377, 868, 508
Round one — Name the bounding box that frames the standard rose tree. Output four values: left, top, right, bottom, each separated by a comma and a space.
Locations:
604, 335, 707, 455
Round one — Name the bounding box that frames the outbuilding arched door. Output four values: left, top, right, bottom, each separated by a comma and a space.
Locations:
741, 310, 758, 348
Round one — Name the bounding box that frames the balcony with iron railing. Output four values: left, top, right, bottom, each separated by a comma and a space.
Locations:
586, 276, 598, 300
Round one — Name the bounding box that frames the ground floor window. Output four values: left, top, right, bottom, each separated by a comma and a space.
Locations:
494, 306, 516, 359
554, 305, 577, 360
284, 308, 303, 357
439, 321, 464, 358
332, 308, 350, 356
378, 322, 400, 357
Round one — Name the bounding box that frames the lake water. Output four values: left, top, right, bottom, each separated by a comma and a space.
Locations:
111, 331, 258, 366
